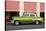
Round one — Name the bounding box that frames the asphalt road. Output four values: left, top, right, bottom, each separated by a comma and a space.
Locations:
6, 22, 45, 30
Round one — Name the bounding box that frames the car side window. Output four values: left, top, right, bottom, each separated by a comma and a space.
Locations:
30, 14, 35, 16
23, 12, 36, 17
24, 13, 29, 16
23, 13, 29, 16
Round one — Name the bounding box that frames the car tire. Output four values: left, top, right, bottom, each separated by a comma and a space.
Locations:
14, 21, 19, 25
35, 21, 39, 24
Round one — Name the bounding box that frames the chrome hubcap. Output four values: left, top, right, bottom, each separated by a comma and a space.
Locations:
36, 21, 39, 24
15, 21, 19, 25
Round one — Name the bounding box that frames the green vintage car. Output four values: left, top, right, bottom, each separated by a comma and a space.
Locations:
11, 14, 44, 25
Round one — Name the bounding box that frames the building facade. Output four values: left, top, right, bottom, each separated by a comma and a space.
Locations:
5, 0, 45, 22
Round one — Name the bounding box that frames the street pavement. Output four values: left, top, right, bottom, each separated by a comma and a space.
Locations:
6, 22, 45, 30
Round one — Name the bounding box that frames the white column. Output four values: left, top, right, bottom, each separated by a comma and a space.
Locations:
36, 2, 40, 17
19, 1, 24, 16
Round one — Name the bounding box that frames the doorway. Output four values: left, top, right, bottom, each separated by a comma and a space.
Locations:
5, 12, 19, 22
